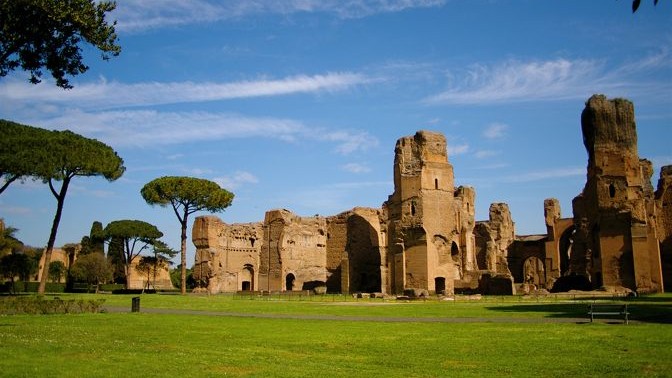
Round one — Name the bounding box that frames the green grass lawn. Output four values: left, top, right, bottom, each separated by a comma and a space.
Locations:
83, 292, 672, 322
1, 294, 671, 377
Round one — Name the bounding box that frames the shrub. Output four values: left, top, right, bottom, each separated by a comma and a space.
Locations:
0, 296, 105, 315
0, 281, 66, 293
98, 283, 124, 292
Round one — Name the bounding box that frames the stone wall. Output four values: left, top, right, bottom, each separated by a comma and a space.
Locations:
475, 203, 514, 275
569, 95, 663, 293
385, 131, 464, 295
325, 212, 348, 293
36, 245, 80, 283
192, 97, 668, 295
335, 207, 387, 294
509, 235, 547, 286
267, 210, 327, 292
127, 259, 174, 290
192, 215, 262, 293
655, 165, 672, 291
473, 203, 516, 294
541, 198, 574, 287
33, 242, 173, 290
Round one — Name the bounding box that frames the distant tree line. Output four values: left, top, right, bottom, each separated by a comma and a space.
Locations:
1, 120, 235, 294
1, 119, 124, 294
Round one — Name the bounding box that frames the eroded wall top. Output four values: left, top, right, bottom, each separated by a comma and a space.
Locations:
581, 94, 638, 162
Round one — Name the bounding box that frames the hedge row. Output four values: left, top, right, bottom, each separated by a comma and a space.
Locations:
1, 282, 66, 293
0, 282, 127, 293
0, 296, 106, 315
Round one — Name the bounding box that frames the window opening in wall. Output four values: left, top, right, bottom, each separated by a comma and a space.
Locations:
609, 183, 616, 198
435, 178, 439, 190
249, 238, 255, 247
451, 242, 460, 263
411, 202, 416, 216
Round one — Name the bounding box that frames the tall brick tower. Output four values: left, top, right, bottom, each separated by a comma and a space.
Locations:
572, 95, 663, 293
385, 131, 459, 294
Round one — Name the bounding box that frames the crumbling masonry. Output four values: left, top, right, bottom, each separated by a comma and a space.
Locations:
194, 95, 671, 295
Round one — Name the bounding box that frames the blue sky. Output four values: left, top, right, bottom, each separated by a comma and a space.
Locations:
1, 0, 670, 265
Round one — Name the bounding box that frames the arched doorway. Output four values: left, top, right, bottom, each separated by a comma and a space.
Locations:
346, 214, 382, 293
241, 264, 254, 291
559, 226, 575, 276
523, 256, 545, 287
285, 273, 295, 291
435, 277, 446, 295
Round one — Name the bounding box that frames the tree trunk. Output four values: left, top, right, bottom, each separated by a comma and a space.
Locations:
38, 178, 70, 295
124, 263, 131, 290
0, 174, 19, 195
180, 216, 188, 295
152, 264, 157, 290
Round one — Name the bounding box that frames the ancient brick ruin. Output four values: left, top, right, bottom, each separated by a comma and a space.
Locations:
193, 95, 671, 295
33, 245, 174, 290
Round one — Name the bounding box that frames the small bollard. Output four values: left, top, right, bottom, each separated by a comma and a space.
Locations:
131, 296, 140, 313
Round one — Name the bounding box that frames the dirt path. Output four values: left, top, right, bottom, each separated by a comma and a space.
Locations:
102, 305, 603, 324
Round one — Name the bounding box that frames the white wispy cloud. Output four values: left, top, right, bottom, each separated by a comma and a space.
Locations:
483, 123, 508, 139
474, 150, 499, 159
115, 0, 447, 32
22, 108, 377, 154
473, 162, 509, 170
316, 130, 379, 154
213, 171, 259, 190
425, 59, 602, 105
276, 180, 391, 215
341, 163, 372, 174
26, 109, 305, 148
0, 205, 33, 216
184, 168, 214, 176
422, 52, 672, 105
459, 166, 584, 187
501, 167, 584, 183
166, 154, 184, 160
448, 143, 469, 156
0, 73, 369, 109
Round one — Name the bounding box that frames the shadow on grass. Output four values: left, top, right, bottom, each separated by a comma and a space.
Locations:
486, 300, 672, 324
626, 294, 672, 323
486, 303, 585, 319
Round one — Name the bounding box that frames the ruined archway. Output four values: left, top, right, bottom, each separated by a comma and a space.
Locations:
241, 264, 254, 291
661, 185, 672, 292
523, 256, 545, 286
346, 214, 382, 293
559, 226, 575, 276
